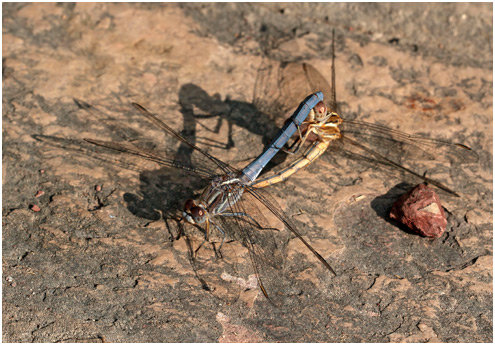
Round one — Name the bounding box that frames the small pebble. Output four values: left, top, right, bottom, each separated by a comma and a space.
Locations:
34, 190, 44, 198
5, 277, 16, 287
30, 204, 41, 212
95, 185, 102, 192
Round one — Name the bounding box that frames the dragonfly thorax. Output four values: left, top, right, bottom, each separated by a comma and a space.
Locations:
202, 173, 245, 216
325, 113, 343, 126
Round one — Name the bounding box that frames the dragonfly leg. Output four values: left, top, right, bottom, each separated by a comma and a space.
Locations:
293, 119, 304, 147
193, 238, 207, 260
209, 220, 226, 257
281, 113, 305, 147
282, 138, 303, 155
173, 214, 192, 241
205, 218, 210, 242
204, 218, 224, 258
282, 124, 320, 155
191, 219, 212, 259
185, 217, 225, 259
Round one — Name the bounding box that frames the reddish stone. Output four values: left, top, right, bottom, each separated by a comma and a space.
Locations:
34, 190, 44, 198
389, 184, 447, 238
30, 204, 41, 212
95, 185, 102, 192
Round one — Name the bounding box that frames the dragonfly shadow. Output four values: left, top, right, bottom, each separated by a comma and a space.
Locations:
177, 83, 290, 174
370, 182, 422, 236
122, 166, 206, 222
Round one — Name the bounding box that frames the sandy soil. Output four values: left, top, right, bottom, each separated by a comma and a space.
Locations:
2, 3, 492, 342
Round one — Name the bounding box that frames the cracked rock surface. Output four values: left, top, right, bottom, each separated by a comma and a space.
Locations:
3, 3, 492, 342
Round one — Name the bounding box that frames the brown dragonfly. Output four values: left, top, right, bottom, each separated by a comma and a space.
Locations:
251, 31, 478, 196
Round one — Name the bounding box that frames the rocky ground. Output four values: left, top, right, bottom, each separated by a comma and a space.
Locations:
2, 3, 492, 342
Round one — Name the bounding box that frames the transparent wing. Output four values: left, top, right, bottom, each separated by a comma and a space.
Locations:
229, 186, 337, 305
254, 61, 333, 124
130, 103, 236, 174
32, 134, 161, 175
248, 186, 336, 275
337, 136, 461, 196
341, 120, 479, 165
74, 99, 237, 177
213, 187, 288, 305
84, 138, 217, 180
182, 224, 243, 305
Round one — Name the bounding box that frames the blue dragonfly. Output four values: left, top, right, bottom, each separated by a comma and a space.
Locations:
85, 92, 336, 303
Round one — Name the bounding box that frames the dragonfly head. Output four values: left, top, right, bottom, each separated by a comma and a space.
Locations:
183, 199, 207, 224
309, 101, 328, 122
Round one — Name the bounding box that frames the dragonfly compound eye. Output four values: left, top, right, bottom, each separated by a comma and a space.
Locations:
184, 199, 195, 212
191, 206, 207, 224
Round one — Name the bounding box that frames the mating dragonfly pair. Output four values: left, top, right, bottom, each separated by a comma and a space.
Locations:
86, 35, 477, 304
